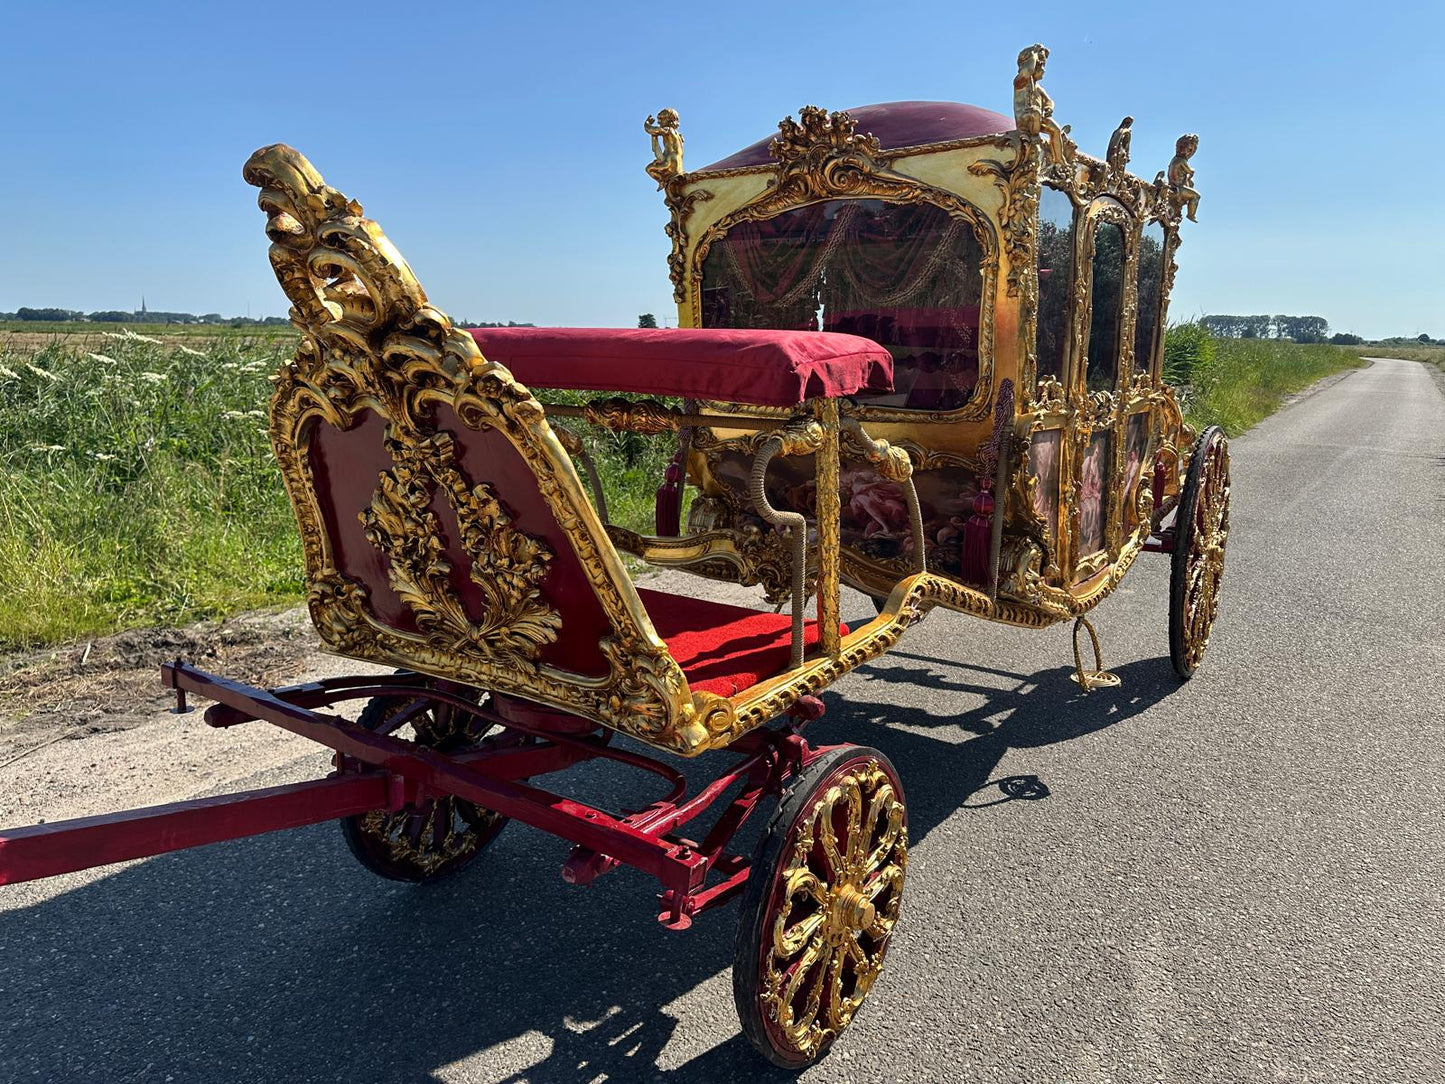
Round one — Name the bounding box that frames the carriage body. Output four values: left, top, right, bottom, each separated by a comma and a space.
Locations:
650, 60, 1203, 629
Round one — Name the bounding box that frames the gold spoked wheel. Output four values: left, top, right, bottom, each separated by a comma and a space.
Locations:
340, 678, 508, 882
1170, 426, 1231, 679
734, 746, 908, 1068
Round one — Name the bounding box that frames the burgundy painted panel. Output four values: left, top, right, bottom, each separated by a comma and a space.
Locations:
305, 405, 612, 677
436, 403, 612, 676
309, 410, 418, 633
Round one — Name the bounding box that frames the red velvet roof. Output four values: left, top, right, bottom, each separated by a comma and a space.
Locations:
467, 327, 893, 408
699, 100, 1013, 172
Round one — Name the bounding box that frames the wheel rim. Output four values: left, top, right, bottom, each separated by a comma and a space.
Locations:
1179, 436, 1231, 672
758, 756, 908, 1062
346, 693, 506, 880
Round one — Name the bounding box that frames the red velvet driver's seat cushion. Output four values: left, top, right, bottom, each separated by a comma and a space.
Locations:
636, 588, 844, 698
467, 327, 893, 408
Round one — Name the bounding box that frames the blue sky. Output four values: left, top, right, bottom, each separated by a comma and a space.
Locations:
0, 1, 1439, 339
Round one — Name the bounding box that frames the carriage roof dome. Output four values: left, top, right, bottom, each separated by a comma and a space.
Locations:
697, 101, 1014, 173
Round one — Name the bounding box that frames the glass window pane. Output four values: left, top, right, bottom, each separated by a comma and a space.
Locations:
1135, 221, 1166, 371
700, 199, 983, 411
1086, 221, 1124, 392
1035, 186, 1074, 384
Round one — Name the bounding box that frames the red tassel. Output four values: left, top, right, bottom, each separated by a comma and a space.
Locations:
655, 459, 683, 536
961, 485, 994, 586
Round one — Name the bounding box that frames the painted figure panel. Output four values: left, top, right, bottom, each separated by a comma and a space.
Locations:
707, 450, 980, 580
1077, 428, 1113, 558
1122, 412, 1149, 531
1028, 429, 1062, 551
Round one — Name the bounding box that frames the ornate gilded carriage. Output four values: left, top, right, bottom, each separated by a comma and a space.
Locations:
644, 44, 1227, 673
0, 41, 1231, 1074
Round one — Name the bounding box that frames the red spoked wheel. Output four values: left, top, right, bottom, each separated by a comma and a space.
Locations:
733, 746, 909, 1068
340, 680, 508, 883
1169, 426, 1232, 679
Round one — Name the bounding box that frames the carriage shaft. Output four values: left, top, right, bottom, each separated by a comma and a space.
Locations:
161, 662, 710, 895
0, 773, 388, 886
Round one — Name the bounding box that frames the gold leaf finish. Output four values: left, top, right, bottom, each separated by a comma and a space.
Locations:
758, 758, 907, 1062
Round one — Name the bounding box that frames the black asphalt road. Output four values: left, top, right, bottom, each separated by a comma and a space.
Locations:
2, 358, 1441, 1083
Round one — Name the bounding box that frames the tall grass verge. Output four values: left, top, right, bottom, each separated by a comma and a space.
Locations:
0, 332, 677, 649
1345, 343, 1445, 372
1165, 323, 1364, 435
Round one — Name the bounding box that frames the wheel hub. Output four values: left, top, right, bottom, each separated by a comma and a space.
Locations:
830, 883, 876, 936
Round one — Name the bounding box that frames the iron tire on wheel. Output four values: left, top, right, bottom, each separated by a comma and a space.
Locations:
1169, 426, 1232, 680
733, 745, 909, 1068
340, 680, 508, 883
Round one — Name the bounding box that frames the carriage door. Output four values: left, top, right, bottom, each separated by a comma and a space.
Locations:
1072, 206, 1127, 584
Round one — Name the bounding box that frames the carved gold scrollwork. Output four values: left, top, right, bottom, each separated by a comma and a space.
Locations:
969, 135, 1039, 303
582, 396, 679, 435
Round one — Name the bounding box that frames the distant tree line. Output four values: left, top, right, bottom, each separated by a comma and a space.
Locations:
0, 306, 289, 326
1201, 314, 1332, 343
0, 307, 535, 329
1201, 314, 1434, 347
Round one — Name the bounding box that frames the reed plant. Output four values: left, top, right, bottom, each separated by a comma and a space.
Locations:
0, 331, 677, 649
1166, 323, 1364, 435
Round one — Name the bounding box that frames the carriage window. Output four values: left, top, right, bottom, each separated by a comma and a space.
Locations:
1086, 220, 1124, 392
1036, 186, 1074, 385
1135, 221, 1166, 372
700, 199, 984, 411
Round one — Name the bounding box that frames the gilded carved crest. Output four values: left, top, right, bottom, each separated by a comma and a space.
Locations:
359, 430, 563, 666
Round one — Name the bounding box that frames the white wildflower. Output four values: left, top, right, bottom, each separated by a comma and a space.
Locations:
0, 364, 17, 379
93, 452, 117, 461
30, 444, 66, 452
121, 329, 163, 344
26, 363, 59, 381
246, 409, 265, 418
178, 345, 207, 358
87, 353, 120, 365
221, 410, 246, 420
138, 372, 166, 384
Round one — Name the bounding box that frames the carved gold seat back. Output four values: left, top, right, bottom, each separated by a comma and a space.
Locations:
243, 145, 713, 755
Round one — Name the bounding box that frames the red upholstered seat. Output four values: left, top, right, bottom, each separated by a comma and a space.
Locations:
467, 327, 893, 409
636, 588, 842, 698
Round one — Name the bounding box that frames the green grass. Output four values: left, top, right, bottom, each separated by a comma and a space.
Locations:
0, 320, 296, 342
0, 331, 679, 650
1165, 324, 1365, 435
3, 322, 1366, 650
1346, 343, 1445, 372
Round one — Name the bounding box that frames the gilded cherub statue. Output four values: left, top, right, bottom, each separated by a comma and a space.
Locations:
644, 108, 684, 189
1013, 44, 1073, 167
1106, 116, 1133, 176
1166, 133, 1201, 222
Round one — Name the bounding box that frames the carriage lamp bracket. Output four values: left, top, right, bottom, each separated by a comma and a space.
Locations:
1069, 616, 1121, 690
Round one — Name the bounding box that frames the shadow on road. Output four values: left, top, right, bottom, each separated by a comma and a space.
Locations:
0, 656, 1182, 1082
